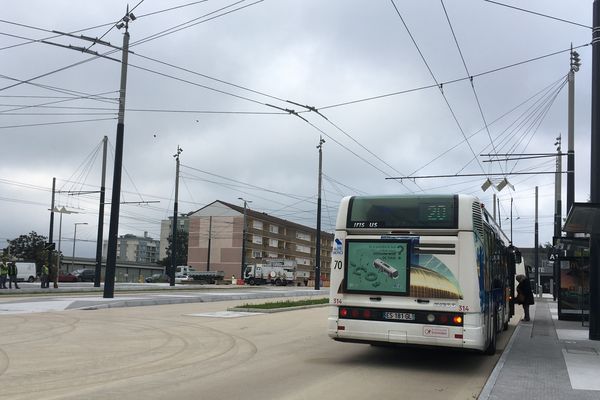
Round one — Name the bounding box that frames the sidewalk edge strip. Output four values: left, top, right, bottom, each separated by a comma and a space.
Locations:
478, 323, 521, 400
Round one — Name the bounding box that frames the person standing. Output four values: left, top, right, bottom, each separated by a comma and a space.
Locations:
41, 264, 49, 288
8, 261, 19, 289
0, 260, 8, 289
516, 274, 535, 321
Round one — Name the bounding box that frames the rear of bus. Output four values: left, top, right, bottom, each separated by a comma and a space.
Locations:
328, 194, 492, 352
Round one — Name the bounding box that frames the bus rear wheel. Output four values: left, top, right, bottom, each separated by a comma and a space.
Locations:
485, 312, 497, 355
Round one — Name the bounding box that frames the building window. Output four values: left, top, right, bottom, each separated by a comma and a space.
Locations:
268, 252, 278, 258
269, 239, 278, 248
252, 250, 262, 258
252, 235, 263, 245
269, 224, 279, 234
296, 244, 311, 254
296, 231, 311, 241
253, 220, 263, 230
297, 257, 311, 266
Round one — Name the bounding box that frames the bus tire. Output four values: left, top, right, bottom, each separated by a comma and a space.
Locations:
485, 313, 497, 355
248, 278, 255, 286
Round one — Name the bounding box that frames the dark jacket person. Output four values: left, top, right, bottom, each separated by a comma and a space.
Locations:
516, 274, 534, 321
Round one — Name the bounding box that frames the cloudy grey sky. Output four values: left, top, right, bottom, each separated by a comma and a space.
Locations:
0, 0, 593, 258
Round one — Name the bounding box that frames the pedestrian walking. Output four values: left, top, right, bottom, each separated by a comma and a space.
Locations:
41, 264, 49, 288
516, 274, 534, 321
0, 260, 8, 289
8, 261, 19, 289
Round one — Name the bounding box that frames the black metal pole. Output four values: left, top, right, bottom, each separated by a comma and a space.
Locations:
47, 177, 56, 284
535, 186, 539, 294
240, 200, 248, 280
170, 146, 181, 287
589, 0, 600, 340
94, 136, 107, 287
315, 137, 324, 290
104, 24, 130, 299
206, 216, 212, 272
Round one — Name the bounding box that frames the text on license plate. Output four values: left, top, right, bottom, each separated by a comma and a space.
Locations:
383, 312, 415, 321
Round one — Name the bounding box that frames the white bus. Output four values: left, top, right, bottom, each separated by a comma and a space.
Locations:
328, 194, 519, 355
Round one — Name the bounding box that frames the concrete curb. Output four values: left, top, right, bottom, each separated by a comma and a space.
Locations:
228, 302, 329, 313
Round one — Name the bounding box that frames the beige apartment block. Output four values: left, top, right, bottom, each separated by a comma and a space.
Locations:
187, 200, 333, 283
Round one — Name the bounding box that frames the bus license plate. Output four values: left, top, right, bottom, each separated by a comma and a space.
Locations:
383, 312, 415, 321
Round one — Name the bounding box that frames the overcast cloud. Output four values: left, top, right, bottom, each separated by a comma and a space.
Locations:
0, 0, 593, 257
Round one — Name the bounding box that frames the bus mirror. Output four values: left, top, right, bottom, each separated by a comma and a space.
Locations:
514, 250, 522, 264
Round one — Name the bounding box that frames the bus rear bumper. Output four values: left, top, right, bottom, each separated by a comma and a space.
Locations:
328, 317, 472, 349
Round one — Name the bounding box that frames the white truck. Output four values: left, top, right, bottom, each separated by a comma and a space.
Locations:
244, 259, 299, 286
15, 262, 37, 282
175, 265, 225, 284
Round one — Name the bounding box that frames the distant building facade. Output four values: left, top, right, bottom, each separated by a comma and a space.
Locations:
159, 214, 190, 261
187, 200, 334, 282
103, 232, 160, 263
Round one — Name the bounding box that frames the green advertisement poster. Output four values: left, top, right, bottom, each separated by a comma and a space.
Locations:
346, 241, 408, 294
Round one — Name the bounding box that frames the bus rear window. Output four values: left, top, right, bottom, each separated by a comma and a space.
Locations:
347, 195, 458, 229
344, 240, 410, 295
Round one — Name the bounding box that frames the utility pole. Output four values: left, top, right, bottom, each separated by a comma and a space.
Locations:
589, 0, 600, 340
206, 216, 212, 272
170, 146, 182, 287
72, 222, 88, 269
493, 193, 497, 222
94, 136, 107, 287
554, 136, 562, 241
535, 186, 539, 295
315, 137, 325, 291
238, 198, 251, 280
510, 197, 513, 243
567, 46, 581, 216
104, 8, 134, 298
46, 177, 56, 284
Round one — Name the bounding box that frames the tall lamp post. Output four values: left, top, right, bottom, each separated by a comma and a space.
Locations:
53, 206, 76, 286
238, 197, 251, 281
72, 222, 88, 270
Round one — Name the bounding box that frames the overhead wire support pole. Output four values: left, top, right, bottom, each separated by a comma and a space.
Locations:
104, 8, 134, 299
170, 146, 182, 287
94, 136, 107, 287
315, 137, 325, 291
567, 45, 580, 220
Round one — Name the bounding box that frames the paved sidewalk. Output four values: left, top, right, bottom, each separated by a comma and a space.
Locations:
480, 296, 600, 400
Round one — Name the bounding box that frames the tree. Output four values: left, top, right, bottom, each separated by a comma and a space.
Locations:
160, 229, 188, 267
3, 231, 58, 270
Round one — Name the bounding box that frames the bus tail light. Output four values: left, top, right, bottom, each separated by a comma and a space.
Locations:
340, 308, 348, 318
453, 315, 463, 325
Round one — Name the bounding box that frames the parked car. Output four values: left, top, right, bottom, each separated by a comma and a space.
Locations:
145, 273, 170, 283
73, 269, 96, 282
58, 271, 78, 282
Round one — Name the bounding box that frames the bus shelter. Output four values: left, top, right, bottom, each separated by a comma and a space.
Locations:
560, 202, 600, 322
554, 237, 590, 321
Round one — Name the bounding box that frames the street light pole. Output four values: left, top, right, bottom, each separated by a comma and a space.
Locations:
72, 223, 88, 270
238, 197, 251, 280
170, 146, 182, 287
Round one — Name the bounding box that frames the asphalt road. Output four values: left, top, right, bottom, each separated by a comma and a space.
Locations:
0, 295, 517, 400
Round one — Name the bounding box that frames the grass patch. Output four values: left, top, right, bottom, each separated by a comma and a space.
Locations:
236, 297, 328, 310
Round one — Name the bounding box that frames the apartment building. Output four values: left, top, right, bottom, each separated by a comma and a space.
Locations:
102, 232, 160, 263
187, 200, 333, 282
159, 214, 190, 261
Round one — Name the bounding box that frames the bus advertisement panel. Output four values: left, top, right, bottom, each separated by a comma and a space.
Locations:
345, 240, 411, 295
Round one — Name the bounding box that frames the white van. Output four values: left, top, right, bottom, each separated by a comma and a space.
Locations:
15, 262, 37, 282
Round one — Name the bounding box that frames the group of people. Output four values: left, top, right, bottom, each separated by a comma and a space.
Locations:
0, 259, 20, 289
